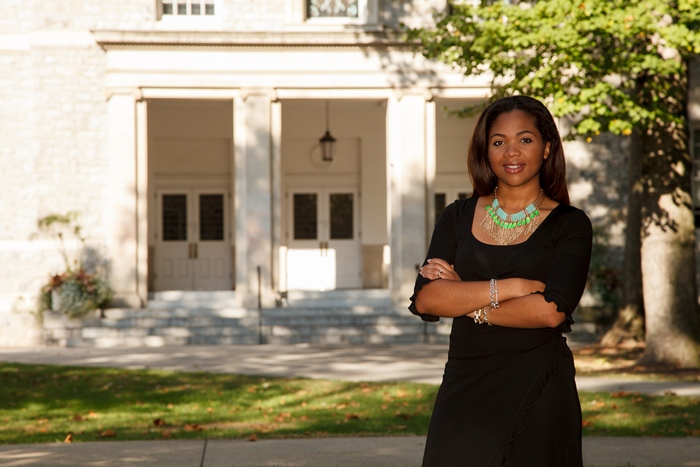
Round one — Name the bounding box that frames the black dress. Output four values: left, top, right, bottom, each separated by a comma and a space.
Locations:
410, 197, 592, 467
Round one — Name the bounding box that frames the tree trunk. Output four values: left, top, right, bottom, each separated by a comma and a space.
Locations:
600, 130, 645, 346
638, 66, 700, 367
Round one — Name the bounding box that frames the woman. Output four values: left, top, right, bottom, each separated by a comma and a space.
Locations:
410, 96, 592, 467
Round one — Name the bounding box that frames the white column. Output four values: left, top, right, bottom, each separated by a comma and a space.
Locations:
386, 94, 403, 305
135, 99, 148, 306
425, 98, 437, 244
233, 96, 248, 302
106, 90, 141, 308
387, 93, 429, 306
233, 92, 275, 308
270, 99, 282, 296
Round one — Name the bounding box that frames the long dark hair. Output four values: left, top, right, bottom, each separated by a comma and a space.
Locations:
467, 96, 570, 205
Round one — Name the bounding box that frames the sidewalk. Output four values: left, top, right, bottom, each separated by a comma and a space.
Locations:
1, 436, 699, 467
1, 343, 699, 395
0, 343, 698, 467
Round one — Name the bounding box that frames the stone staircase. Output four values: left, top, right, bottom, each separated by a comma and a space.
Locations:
42, 290, 453, 347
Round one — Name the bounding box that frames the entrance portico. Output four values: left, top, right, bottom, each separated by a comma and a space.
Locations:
99, 31, 487, 311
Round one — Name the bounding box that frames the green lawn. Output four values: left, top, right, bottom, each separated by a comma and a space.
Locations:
1, 363, 698, 444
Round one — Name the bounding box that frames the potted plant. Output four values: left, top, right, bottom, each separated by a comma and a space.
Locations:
37, 212, 113, 319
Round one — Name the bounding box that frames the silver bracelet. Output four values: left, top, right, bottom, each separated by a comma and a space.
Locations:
472, 305, 492, 325
490, 278, 499, 309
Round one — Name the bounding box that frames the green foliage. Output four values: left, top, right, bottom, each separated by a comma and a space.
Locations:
53, 273, 113, 319
0, 363, 696, 445
36, 211, 83, 273
407, 0, 700, 137
580, 391, 700, 436
36, 212, 113, 316
0, 364, 437, 444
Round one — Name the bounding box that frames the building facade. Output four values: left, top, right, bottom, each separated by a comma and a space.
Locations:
2, 0, 698, 346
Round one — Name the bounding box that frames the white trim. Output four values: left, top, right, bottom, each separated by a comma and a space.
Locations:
141, 88, 240, 99
152, 175, 230, 188
275, 88, 394, 100
285, 174, 360, 189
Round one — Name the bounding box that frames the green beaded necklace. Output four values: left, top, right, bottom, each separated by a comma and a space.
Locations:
480, 188, 545, 245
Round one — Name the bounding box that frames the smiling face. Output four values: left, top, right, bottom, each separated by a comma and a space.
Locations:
487, 110, 551, 192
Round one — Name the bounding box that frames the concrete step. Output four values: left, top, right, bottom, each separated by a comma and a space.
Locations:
284, 289, 391, 308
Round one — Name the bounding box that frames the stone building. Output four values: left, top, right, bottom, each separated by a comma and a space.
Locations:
0, 0, 697, 346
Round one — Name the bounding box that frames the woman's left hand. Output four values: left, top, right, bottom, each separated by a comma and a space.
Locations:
419, 258, 460, 281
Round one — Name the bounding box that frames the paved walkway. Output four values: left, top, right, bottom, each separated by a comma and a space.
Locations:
0, 344, 698, 466
0, 436, 699, 467
1, 344, 699, 395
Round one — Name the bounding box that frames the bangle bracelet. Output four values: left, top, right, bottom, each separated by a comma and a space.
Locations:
489, 278, 499, 309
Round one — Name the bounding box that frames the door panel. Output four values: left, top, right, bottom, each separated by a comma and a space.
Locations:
154, 189, 231, 291
286, 188, 361, 291
194, 191, 230, 290
156, 192, 193, 290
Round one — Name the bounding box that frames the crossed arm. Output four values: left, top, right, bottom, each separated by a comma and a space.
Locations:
413, 258, 566, 329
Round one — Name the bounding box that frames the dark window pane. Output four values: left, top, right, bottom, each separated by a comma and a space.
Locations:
458, 192, 469, 200
163, 195, 187, 241
200, 194, 224, 241
308, 0, 358, 18
205, 3, 215, 14
162, 2, 173, 14
435, 193, 447, 223
330, 194, 353, 239
294, 194, 317, 240
177, 2, 187, 14
191, 3, 201, 14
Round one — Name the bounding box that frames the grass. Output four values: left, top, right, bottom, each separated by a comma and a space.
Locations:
0, 363, 435, 444
0, 362, 698, 445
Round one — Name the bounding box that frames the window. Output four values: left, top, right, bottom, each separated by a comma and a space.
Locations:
308, 0, 359, 18
435, 191, 469, 223
159, 0, 215, 17
285, 0, 378, 27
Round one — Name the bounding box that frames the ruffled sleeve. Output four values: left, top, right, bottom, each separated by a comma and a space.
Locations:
408, 200, 462, 322
537, 207, 593, 333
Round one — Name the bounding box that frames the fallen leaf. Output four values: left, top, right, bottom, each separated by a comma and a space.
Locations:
184, 424, 203, 432
167, 404, 174, 409
664, 390, 677, 396
87, 411, 99, 419
581, 420, 594, 427
153, 418, 166, 427
64, 433, 73, 443
345, 413, 360, 420
98, 430, 116, 438
248, 433, 258, 442
73, 414, 83, 421
161, 430, 171, 438
207, 407, 213, 413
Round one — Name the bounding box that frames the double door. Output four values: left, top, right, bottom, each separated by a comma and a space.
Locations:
154, 188, 231, 291
286, 188, 361, 290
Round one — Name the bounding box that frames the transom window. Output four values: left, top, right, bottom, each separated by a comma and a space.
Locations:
308, 0, 358, 18
161, 0, 215, 16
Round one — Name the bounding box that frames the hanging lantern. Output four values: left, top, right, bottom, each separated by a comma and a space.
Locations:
319, 100, 336, 162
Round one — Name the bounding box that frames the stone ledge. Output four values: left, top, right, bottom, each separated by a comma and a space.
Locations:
92, 30, 410, 49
